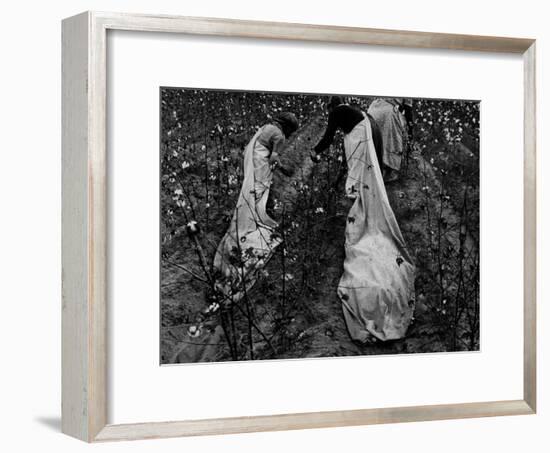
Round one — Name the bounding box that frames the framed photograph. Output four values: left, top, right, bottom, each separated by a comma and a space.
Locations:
62, 11, 536, 442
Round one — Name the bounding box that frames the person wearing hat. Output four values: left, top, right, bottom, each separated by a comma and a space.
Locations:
367, 97, 411, 181
261, 112, 299, 180
311, 96, 384, 175
312, 96, 416, 344
213, 112, 298, 303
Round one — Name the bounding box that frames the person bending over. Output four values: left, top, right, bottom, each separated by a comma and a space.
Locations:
311, 96, 383, 172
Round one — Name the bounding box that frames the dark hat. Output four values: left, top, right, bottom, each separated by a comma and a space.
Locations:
273, 112, 299, 138
328, 95, 344, 110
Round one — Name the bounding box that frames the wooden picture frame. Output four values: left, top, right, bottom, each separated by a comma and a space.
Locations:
62, 11, 537, 442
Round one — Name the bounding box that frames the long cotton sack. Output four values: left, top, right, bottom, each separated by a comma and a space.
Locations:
338, 118, 415, 342
213, 128, 281, 304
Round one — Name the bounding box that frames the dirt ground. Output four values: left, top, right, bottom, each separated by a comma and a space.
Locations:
161, 114, 477, 363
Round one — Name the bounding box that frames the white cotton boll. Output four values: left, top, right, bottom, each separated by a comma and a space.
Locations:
188, 325, 202, 338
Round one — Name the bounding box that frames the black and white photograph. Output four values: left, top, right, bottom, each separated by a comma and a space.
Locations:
3, 0, 546, 450
160, 88, 480, 364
